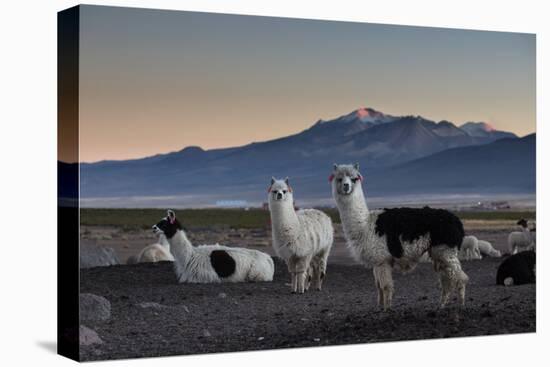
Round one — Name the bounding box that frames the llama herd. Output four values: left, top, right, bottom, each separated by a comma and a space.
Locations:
127, 163, 535, 310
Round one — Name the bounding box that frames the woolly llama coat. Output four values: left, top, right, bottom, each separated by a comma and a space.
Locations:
330, 164, 468, 309
496, 251, 535, 286
268, 177, 333, 293
136, 234, 175, 263
153, 211, 274, 283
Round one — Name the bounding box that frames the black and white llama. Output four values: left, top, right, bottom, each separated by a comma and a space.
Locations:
153, 210, 274, 283
330, 163, 468, 310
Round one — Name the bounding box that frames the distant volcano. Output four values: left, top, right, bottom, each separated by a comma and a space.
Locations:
79, 107, 530, 205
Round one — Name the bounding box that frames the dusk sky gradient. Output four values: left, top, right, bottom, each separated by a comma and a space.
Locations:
79, 5, 535, 163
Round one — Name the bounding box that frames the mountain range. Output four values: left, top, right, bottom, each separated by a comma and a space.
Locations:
75, 107, 534, 206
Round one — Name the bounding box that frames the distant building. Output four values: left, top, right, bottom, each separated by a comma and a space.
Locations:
216, 200, 249, 208
472, 200, 511, 210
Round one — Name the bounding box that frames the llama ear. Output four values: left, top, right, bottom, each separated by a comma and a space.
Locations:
167, 210, 176, 224
271, 176, 276, 185
354, 162, 360, 170
285, 177, 292, 192
333, 163, 338, 171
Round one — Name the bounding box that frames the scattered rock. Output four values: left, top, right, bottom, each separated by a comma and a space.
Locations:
203, 329, 212, 337
218, 292, 227, 299
257, 336, 265, 341
80, 245, 120, 268
80, 293, 111, 322
80, 325, 103, 346
138, 302, 166, 310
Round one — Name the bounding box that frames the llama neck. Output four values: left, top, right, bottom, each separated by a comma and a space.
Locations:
335, 186, 370, 238
158, 234, 170, 251
167, 230, 194, 265
269, 199, 300, 230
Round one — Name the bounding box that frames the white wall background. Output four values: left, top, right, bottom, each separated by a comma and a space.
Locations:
0, 0, 547, 366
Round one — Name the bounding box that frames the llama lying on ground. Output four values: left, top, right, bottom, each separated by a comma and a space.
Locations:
508, 219, 536, 254
330, 164, 468, 309
153, 210, 274, 283
268, 177, 333, 293
496, 251, 535, 286
459, 235, 482, 261
133, 234, 175, 263
477, 239, 501, 257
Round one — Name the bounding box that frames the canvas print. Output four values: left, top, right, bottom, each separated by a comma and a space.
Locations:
58, 5, 536, 361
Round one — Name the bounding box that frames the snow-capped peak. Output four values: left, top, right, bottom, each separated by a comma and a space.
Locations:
460, 122, 496, 137
339, 107, 397, 124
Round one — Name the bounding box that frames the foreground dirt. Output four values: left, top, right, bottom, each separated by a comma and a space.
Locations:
79, 257, 535, 361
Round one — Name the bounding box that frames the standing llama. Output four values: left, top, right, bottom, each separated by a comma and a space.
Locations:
330, 164, 468, 310
268, 177, 333, 293
153, 210, 274, 283
508, 219, 536, 254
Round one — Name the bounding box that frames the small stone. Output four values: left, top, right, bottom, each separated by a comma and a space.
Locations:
313, 338, 321, 342
138, 302, 166, 310
218, 292, 227, 299
203, 329, 212, 337
80, 245, 120, 268
79, 325, 103, 346
258, 336, 265, 341
80, 293, 111, 322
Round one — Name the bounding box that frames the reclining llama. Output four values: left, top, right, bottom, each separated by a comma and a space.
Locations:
153, 210, 274, 283
496, 250, 535, 286
330, 164, 468, 310
130, 233, 175, 264
268, 177, 333, 293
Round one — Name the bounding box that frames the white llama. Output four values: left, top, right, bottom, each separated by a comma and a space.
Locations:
508, 219, 536, 254
459, 235, 482, 261
477, 240, 501, 258
153, 210, 274, 283
330, 164, 468, 310
136, 233, 175, 263
268, 177, 333, 293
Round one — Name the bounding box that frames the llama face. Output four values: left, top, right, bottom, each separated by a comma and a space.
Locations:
330, 164, 363, 196
152, 210, 182, 239
268, 177, 293, 202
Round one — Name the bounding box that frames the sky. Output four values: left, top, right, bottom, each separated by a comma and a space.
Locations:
77, 5, 536, 163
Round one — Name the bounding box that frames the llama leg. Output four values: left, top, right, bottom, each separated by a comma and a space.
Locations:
305, 265, 314, 291
372, 267, 383, 307
374, 263, 394, 311
438, 269, 452, 307
457, 268, 468, 307
433, 246, 468, 308
294, 257, 309, 294
318, 249, 329, 291
311, 251, 328, 291
287, 259, 298, 293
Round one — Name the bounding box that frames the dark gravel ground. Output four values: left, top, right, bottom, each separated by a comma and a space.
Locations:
79, 257, 535, 361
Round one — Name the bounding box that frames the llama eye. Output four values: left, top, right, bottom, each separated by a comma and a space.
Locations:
351, 178, 358, 183
272, 190, 277, 194
283, 190, 287, 194
337, 178, 343, 183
